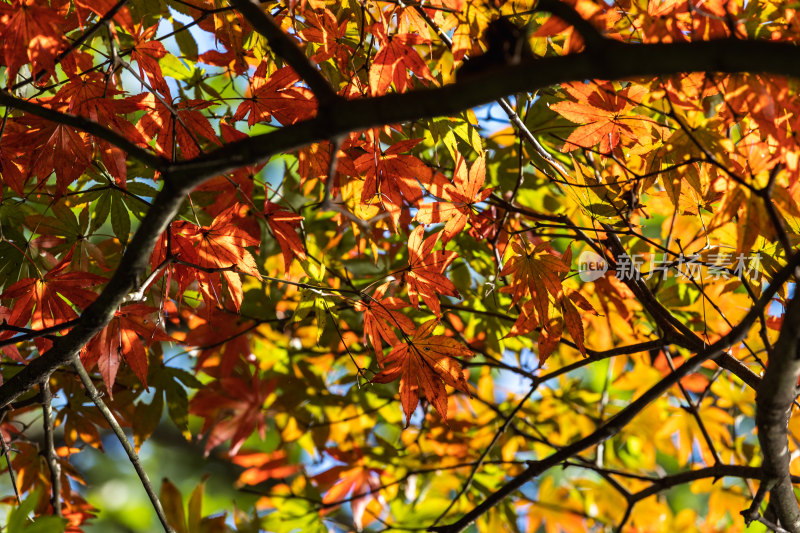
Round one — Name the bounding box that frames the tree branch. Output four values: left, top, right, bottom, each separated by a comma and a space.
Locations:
535, 0, 605, 49
0, 90, 165, 169
755, 271, 800, 532
0, 179, 190, 409
165, 38, 800, 188
229, 0, 340, 106
41, 380, 61, 517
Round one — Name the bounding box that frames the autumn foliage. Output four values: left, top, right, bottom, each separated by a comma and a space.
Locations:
2, 0, 800, 532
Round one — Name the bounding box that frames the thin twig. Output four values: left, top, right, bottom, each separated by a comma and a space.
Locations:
0, 413, 20, 505
41, 380, 62, 516
72, 357, 176, 533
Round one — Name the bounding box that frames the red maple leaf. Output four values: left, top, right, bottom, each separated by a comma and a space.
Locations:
189, 372, 276, 456
369, 20, 434, 96
194, 122, 268, 217
557, 289, 597, 356
0, 251, 105, 338
0, 120, 31, 194
403, 226, 459, 316
233, 63, 317, 127
137, 95, 220, 160
47, 73, 149, 185
0, 306, 23, 363
83, 304, 173, 394
73, 0, 134, 32
170, 204, 262, 311
415, 152, 493, 242
353, 282, 414, 356
129, 24, 170, 97
182, 305, 255, 377
354, 135, 433, 227
14, 99, 117, 195
30, 123, 93, 196
0, 0, 65, 81
264, 201, 307, 272
371, 319, 472, 424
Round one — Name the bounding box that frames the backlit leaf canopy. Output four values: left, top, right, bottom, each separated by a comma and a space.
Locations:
1, 0, 800, 532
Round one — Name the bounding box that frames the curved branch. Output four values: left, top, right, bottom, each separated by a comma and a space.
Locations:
5, 38, 800, 190
163, 38, 800, 189
629, 464, 800, 502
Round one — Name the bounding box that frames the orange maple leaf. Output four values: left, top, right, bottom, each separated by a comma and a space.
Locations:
505, 299, 540, 338
231, 449, 300, 486
264, 201, 307, 272
500, 241, 568, 322
355, 136, 433, 227
404, 226, 459, 316
83, 304, 173, 394
369, 22, 434, 96
315, 448, 383, 529
415, 152, 493, 242
550, 81, 650, 154
233, 63, 317, 127
533, 0, 617, 53
0, 0, 65, 81
372, 319, 472, 424
354, 282, 414, 356
298, 9, 353, 70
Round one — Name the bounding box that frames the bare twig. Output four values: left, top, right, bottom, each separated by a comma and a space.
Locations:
72, 357, 176, 533
41, 380, 61, 516
0, 415, 20, 505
